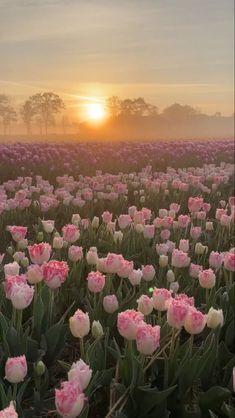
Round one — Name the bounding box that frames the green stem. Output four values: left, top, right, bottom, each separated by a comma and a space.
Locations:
12, 383, 18, 401
16, 310, 22, 334
80, 337, 85, 359
189, 334, 194, 356
49, 289, 55, 325
11, 307, 16, 327
170, 328, 177, 358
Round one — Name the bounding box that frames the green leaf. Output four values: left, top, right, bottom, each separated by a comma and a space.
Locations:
221, 402, 235, 418
17, 378, 30, 404
137, 385, 177, 417
199, 386, 231, 410
44, 321, 68, 364
32, 295, 44, 340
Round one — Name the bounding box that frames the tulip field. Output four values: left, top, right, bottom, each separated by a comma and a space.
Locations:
0, 139, 234, 418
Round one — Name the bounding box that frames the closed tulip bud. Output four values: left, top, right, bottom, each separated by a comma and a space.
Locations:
206, 221, 214, 231
206, 307, 224, 329
92, 216, 99, 229
69, 309, 90, 338
159, 255, 168, 268
18, 238, 28, 250
135, 223, 144, 234
37, 232, 44, 242
195, 242, 205, 255
7, 246, 14, 255
169, 281, 179, 293
173, 221, 179, 230
41, 220, 54, 233
103, 295, 119, 313
92, 320, 104, 338
166, 269, 175, 283
21, 257, 29, 268
140, 196, 145, 203
34, 360, 46, 376
5, 355, 27, 383
53, 236, 64, 249
137, 295, 153, 315
63, 240, 68, 249
113, 231, 123, 244
86, 247, 98, 265
71, 213, 81, 226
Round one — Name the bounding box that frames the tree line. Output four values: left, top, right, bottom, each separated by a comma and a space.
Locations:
0, 92, 228, 136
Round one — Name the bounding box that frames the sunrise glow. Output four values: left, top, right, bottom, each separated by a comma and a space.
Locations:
86, 102, 107, 122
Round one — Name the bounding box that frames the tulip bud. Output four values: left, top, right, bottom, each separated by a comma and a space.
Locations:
21, 257, 29, 268
206, 222, 214, 231
37, 232, 44, 242
113, 231, 123, 244
206, 307, 224, 329
159, 255, 168, 268
103, 295, 119, 313
18, 238, 28, 250
173, 221, 179, 230
92, 216, 99, 229
7, 246, 13, 255
92, 320, 104, 338
53, 236, 64, 249
166, 269, 175, 283
34, 360, 46, 376
169, 281, 179, 293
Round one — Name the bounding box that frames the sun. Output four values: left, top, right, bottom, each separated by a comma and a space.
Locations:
86, 102, 107, 122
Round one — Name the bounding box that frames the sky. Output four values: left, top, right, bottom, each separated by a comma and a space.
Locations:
0, 0, 234, 117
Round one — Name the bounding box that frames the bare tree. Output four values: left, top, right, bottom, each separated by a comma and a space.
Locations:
29, 92, 65, 135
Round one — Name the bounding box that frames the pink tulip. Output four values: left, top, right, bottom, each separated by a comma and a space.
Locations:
5, 355, 27, 383
136, 323, 160, 355
8, 226, 27, 242
68, 360, 92, 390
86, 271, 105, 293
27, 264, 43, 284
224, 251, 235, 272
167, 299, 189, 329
68, 246, 83, 262
62, 224, 80, 243
153, 288, 172, 311
184, 307, 206, 334
0, 402, 18, 418
28, 243, 51, 265
117, 310, 144, 340
55, 381, 85, 418
103, 295, 119, 313
42, 260, 69, 289
198, 269, 216, 289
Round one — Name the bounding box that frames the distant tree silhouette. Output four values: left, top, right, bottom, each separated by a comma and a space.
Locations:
0, 95, 17, 135
162, 103, 200, 120
29, 92, 65, 135
106, 96, 121, 117
106, 96, 158, 117
20, 100, 36, 135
